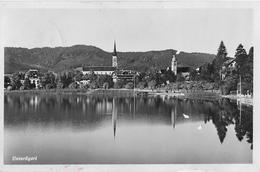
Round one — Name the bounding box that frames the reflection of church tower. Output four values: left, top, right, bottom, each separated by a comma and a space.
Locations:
112, 41, 118, 68
171, 52, 177, 75
171, 104, 177, 129
112, 98, 117, 139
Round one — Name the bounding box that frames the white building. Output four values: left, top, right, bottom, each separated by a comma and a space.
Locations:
25, 69, 41, 89
170, 51, 190, 79
171, 53, 177, 75
80, 66, 116, 75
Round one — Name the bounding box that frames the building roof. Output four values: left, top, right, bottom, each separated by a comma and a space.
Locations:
82, 66, 116, 71
114, 70, 136, 75
25, 69, 39, 78
177, 66, 190, 73
223, 58, 236, 66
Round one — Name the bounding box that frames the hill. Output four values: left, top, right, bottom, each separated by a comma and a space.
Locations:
4, 45, 215, 74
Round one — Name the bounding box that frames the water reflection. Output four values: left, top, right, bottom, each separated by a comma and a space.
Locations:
4, 94, 253, 163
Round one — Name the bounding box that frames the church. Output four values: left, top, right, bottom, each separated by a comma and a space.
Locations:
75, 42, 190, 81
75, 41, 118, 75
170, 51, 190, 79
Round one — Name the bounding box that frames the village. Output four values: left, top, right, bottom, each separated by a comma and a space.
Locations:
4, 41, 253, 106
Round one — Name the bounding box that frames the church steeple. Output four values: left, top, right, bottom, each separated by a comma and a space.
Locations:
112, 41, 118, 68
113, 41, 117, 56
171, 51, 177, 75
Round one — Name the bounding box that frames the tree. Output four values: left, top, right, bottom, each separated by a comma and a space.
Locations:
114, 80, 124, 89
11, 72, 23, 90
220, 75, 237, 95
215, 41, 228, 68
89, 80, 98, 89
137, 81, 146, 89
198, 63, 215, 82
148, 80, 156, 90
103, 82, 109, 89
164, 70, 176, 83
4, 76, 11, 88
125, 82, 134, 89
176, 73, 185, 82
210, 41, 228, 82
248, 47, 253, 63
58, 71, 74, 88
189, 69, 199, 81
235, 44, 248, 74
23, 78, 32, 90
74, 71, 84, 82
97, 75, 113, 88
56, 79, 64, 89
244, 46, 253, 94
68, 82, 79, 89
234, 44, 253, 94
41, 72, 56, 89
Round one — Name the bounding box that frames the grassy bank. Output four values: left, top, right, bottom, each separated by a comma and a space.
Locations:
4, 89, 89, 95
4, 88, 139, 97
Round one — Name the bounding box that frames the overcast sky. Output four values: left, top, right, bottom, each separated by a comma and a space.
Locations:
3, 8, 253, 56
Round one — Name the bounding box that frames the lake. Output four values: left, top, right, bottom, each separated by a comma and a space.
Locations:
4, 94, 253, 164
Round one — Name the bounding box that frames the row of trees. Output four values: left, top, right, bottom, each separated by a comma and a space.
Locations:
5, 68, 188, 91
189, 41, 253, 95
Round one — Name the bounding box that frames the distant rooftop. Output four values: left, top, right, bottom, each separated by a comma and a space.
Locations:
82, 66, 116, 71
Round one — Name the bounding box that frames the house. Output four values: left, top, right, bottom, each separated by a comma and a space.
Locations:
25, 69, 41, 89
76, 66, 116, 75
112, 70, 137, 83
221, 58, 236, 80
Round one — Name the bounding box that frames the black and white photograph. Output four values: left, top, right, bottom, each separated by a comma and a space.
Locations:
1, 1, 259, 171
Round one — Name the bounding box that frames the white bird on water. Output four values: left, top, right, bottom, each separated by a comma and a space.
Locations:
183, 113, 190, 119
197, 125, 203, 130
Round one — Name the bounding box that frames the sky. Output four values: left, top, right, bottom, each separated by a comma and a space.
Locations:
2, 8, 253, 56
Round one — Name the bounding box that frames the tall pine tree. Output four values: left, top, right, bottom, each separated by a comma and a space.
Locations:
244, 46, 253, 94
235, 44, 247, 75
213, 41, 228, 81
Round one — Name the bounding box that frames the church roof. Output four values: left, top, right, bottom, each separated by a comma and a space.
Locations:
177, 66, 190, 73
82, 66, 116, 71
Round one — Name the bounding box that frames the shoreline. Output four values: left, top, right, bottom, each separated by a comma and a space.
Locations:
222, 94, 253, 106
4, 89, 253, 106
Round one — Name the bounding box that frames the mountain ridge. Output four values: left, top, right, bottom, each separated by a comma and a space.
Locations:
4, 45, 216, 74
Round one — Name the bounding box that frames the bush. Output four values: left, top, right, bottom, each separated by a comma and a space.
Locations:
89, 81, 98, 89
137, 82, 146, 89
148, 80, 156, 90
125, 82, 134, 89
6, 86, 12, 91
114, 80, 124, 89
19, 86, 25, 90
56, 82, 64, 89
45, 83, 54, 90
68, 82, 79, 89
176, 74, 185, 82
103, 82, 109, 89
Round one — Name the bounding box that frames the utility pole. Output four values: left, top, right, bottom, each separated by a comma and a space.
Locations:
240, 75, 242, 96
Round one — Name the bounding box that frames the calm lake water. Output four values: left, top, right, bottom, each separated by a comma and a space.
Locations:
4, 94, 253, 164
